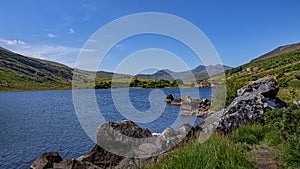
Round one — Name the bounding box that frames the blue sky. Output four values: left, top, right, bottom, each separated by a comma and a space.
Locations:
0, 0, 300, 74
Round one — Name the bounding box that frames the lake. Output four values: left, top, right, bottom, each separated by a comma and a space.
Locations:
0, 88, 213, 168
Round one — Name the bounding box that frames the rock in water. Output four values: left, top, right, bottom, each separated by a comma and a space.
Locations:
30, 152, 62, 169
165, 93, 174, 103
180, 96, 211, 116
171, 97, 182, 106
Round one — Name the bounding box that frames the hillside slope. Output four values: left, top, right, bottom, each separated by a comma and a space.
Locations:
0, 47, 74, 90
0, 47, 132, 91
225, 49, 300, 105
251, 42, 300, 62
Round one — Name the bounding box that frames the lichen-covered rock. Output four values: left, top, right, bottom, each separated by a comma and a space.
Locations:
237, 76, 279, 98
199, 77, 286, 135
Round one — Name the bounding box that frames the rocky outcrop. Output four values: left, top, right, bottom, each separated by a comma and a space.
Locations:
31, 121, 194, 169
30, 152, 63, 169
165, 93, 174, 103
199, 76, 287, 135
165, 95, 212, 116
237, 77, 279, 98
170, 97, 182, 106
78, 120, 152, 167
180, 96, 211, 117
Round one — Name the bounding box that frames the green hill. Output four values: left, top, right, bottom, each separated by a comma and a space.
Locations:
0, 47, 132, 91
0, 47, 73, 91
223, 47, 300, 105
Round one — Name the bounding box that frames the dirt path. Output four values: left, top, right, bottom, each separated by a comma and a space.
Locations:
250, 146, 282, 169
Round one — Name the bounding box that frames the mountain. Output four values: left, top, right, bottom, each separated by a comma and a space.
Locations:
136, 64, 232, 81
251, 42, 300, 62
0, 47, 131, 91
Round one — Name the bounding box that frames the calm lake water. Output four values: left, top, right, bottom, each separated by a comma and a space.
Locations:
0, 88, 213, 168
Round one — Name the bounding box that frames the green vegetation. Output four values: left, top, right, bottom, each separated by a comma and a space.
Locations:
94, 78, 190, 89
224, 49, 300, 106
231, 124, 264, 145
149, 104, 300, 169
146, 134, 254, 169
263, 104, 300, 168
129, 78, 179, 88
148, 50, 300, 168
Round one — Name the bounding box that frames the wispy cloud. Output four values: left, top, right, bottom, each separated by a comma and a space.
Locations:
68, 28, 75, 34
0, 40, 80, 67
81, 3, 96, 10
0, 38, 26, 46
47, 33, 56, 38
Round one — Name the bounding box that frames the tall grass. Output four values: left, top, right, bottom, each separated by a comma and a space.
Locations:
147, 134, 253, 169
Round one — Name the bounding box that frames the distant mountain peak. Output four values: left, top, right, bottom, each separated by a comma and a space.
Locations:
135, 64, 231, 81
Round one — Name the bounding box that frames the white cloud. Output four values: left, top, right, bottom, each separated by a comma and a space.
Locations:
1, 43, 80, 67
0, 39, 26, 46
81, 3, 96, 10
68, 28, 74, 34
47, 33, 56, 38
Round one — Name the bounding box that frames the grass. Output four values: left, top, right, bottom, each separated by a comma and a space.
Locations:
221, 49, 300, 106
146, 134, 254, 169
146, 103, 300, 169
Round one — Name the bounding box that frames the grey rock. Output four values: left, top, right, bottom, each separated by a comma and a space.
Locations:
30, 152, 63, 169
199, 77, 286, 135
53, 159, 102, 169
177, 123, 193, 136
161, 127, 177, 137
180, 96, 211, 116
79, 120, 152, 167
237, 76, 279, 98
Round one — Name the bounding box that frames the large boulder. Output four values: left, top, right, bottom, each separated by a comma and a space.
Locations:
78, 120, 152, 167
199, 77, 286, 135
237, 76, 279, 98
31, 121, 195, 169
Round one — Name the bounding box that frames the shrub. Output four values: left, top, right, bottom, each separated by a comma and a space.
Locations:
284, 135, 300, 168
231, 125, 264, 145
263, 128, 283, 146
264, 104, 300, 140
